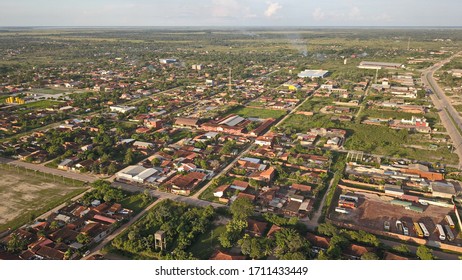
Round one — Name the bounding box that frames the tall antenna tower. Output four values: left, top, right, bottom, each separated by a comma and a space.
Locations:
407, 37, 411, 51
228, 68, 232, 91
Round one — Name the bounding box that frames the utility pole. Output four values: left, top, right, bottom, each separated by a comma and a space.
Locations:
375, 68, 379, 84
407, 37, 411, 51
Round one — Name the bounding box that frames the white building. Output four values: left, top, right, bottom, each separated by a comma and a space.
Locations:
298, 69, 329, 79
116, 165, 159, 184
110, 105, 136, 114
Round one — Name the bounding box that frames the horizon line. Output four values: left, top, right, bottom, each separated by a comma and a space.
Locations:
1, 25, 462, 29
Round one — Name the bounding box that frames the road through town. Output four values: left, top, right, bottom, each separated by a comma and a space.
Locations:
422, 52, 462, 167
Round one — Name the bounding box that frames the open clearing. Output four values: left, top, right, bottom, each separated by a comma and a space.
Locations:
0, 169, 86, 231
330, 191, 460, 243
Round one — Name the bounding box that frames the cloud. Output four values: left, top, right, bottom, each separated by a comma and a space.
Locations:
210, 0, 256, 19
312, 6, 363, 22
264, 2, 282, 17
312, 7, 325, 21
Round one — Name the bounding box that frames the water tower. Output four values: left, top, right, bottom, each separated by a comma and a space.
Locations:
154, 230, 166, 251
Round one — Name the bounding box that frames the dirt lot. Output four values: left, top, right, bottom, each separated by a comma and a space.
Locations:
0, 170, 85, 231
331, 191, 459, 243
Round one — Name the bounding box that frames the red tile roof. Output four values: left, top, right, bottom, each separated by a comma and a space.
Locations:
210, 251, 246, 260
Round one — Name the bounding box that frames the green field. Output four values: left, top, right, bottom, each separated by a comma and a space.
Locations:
188, 224, 227, 259
0, 165, 87, 232
22, 100, 64, 109
226, 106, 287, 119
281, 114, 458, 164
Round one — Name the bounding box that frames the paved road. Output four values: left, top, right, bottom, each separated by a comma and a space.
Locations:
0, 157, 99, 183
422, 52, 462, 167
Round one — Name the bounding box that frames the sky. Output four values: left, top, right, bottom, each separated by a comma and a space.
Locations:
0, 0, 460, 27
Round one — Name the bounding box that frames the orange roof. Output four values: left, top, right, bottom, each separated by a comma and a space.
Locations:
384, 252, 409, 260
232, 180, 249, 189
344, 244, 372, 257
215, 184, 230, 193
261, 167, 275, 177
291, 183, 312, 192
306, 232, 330, 249
237, 192, 256, 201
266, 224, 282, 237
247, 219, 268, 235
210, 251, 246, 260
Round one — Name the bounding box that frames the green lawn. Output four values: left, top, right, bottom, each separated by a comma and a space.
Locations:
22, 100, 64, 109
29, 88, 68, 95
281, 114, 459, 164
119, 193, 154, 214
188, 224, 227, 259
199, 176, 235, 202
227, 106, 287, 119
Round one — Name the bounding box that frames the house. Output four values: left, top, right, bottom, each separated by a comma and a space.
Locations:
255, 136, 273, 146
266, 224, 282, 238
170, 172, 206, 195
260, 167, 276, 182
230, 180, 249, 191
209, 251, 246, 260
109, 105, 136, 114
36, 246, 65, 260
133, 141, 155, 150
174, 118, 200, 129
246, 219, 268, 237
306, 232, 330, 249
343, 244, 373, 259
58, 158, 74, 170
283, 200, 302, 217
237, 192, 256, 202
213, 184, 230, 198
291, 183, 312, 193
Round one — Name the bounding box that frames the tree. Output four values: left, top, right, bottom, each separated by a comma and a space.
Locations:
361, 252, 379, 260
50, 221, 60, 231
107, 162, 118, 175
76, 233, 91, 244
416, 245, 435, 260
230, 197, 254, 221
317, 223, 338, 237
7, 233, 27, 253
392, 244, 411, 255
124, 149, 134, 165
239, 236, 273, 259
316, 250, 329, 260
274, 228, 310, 259
151, 157, 161, 166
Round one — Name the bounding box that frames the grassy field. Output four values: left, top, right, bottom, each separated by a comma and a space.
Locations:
29, 88, 70, 95
188, 224, 227, 259
281, 113, 459, 164
119, 193, 154, 214
0, 166, 87, 232
22, 100, 64, 109
226, 106, 287, 119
